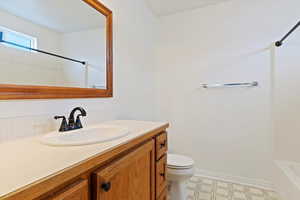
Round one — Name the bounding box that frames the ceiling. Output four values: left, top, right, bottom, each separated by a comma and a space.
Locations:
0, 0, 106, 33
146, 0, 230, 16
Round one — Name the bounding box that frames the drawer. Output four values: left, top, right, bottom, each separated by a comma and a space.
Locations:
157, 188, 168, 200
156, 132, 168, 160
156, 155, 167, 198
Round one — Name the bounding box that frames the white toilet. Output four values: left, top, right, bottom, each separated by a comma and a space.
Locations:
167, 154, 195, 200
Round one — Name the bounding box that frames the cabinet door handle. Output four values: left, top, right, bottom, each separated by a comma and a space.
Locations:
160, 141, 166, 148
160, 173, 165, 178
101, 182, 111, 192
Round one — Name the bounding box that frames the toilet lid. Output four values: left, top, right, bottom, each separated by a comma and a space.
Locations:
167, 154, 194, 169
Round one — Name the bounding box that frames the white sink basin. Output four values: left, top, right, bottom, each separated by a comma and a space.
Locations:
39, 125, 129, 146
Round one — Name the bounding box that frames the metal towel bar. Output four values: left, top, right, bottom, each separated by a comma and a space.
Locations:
200, 81, 258, 88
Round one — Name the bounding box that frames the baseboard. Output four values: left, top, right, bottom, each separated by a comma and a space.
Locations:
194, 168, 275, 191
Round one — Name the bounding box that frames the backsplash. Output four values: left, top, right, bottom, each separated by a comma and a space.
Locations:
0, 115, 55, 143
0, 108, 118, 143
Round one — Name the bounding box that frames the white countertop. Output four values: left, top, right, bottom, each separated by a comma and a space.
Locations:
0, 120, 168, 198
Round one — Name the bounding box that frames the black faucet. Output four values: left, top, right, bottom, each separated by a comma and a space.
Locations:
54, 107, 87, 132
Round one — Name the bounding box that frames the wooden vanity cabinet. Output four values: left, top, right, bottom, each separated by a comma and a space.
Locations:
92, 140, 155, 200
157, 189, 168, 200
3, 128, 168, 200
43, 179, 89, 200
155, 132, 168, 199
155, 132, 168, 160
92, 131, 168, 200
155, 155, 167, 198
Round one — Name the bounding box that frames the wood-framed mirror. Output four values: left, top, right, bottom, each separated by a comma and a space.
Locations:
0, 0, 113, 99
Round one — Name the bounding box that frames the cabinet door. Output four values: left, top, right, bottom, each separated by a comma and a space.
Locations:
93, 140, 155, 200
157, 189, 168, 200
44, 179, 88, 200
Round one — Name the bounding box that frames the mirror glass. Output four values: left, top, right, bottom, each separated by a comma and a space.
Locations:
0, 0, 107, 89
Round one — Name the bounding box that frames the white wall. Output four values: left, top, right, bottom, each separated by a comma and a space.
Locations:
61, 28, 106, 88
0, 9, 66, 86
0, 45, 67, 86
0, 0, 158, 142
0, 9, 107, 88
155, 0, 300, 186
0, 9, 61, 53
273, 37, 300, 162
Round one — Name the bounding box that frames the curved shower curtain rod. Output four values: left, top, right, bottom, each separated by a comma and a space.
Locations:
275, 21, 300, 47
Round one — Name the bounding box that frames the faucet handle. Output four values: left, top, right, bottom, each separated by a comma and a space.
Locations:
54, 116, 65, 120
75, 114, 84, 129
54, 116, 69, 132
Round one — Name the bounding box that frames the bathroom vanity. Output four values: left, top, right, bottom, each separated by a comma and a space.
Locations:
0, 0, 171, 199
0, 121, 169, 200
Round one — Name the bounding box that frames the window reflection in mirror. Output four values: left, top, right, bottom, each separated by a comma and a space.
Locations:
0, 0, 106, 89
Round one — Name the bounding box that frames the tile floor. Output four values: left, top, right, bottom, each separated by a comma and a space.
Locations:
186, 176, 280, 200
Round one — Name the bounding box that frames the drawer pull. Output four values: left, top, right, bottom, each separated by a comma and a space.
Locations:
101, 182, 111, 192
160, 173, 165, 178
160, 141, 166, 148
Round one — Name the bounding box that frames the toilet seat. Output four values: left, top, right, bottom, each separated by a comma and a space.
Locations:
167, 154, 194, 169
